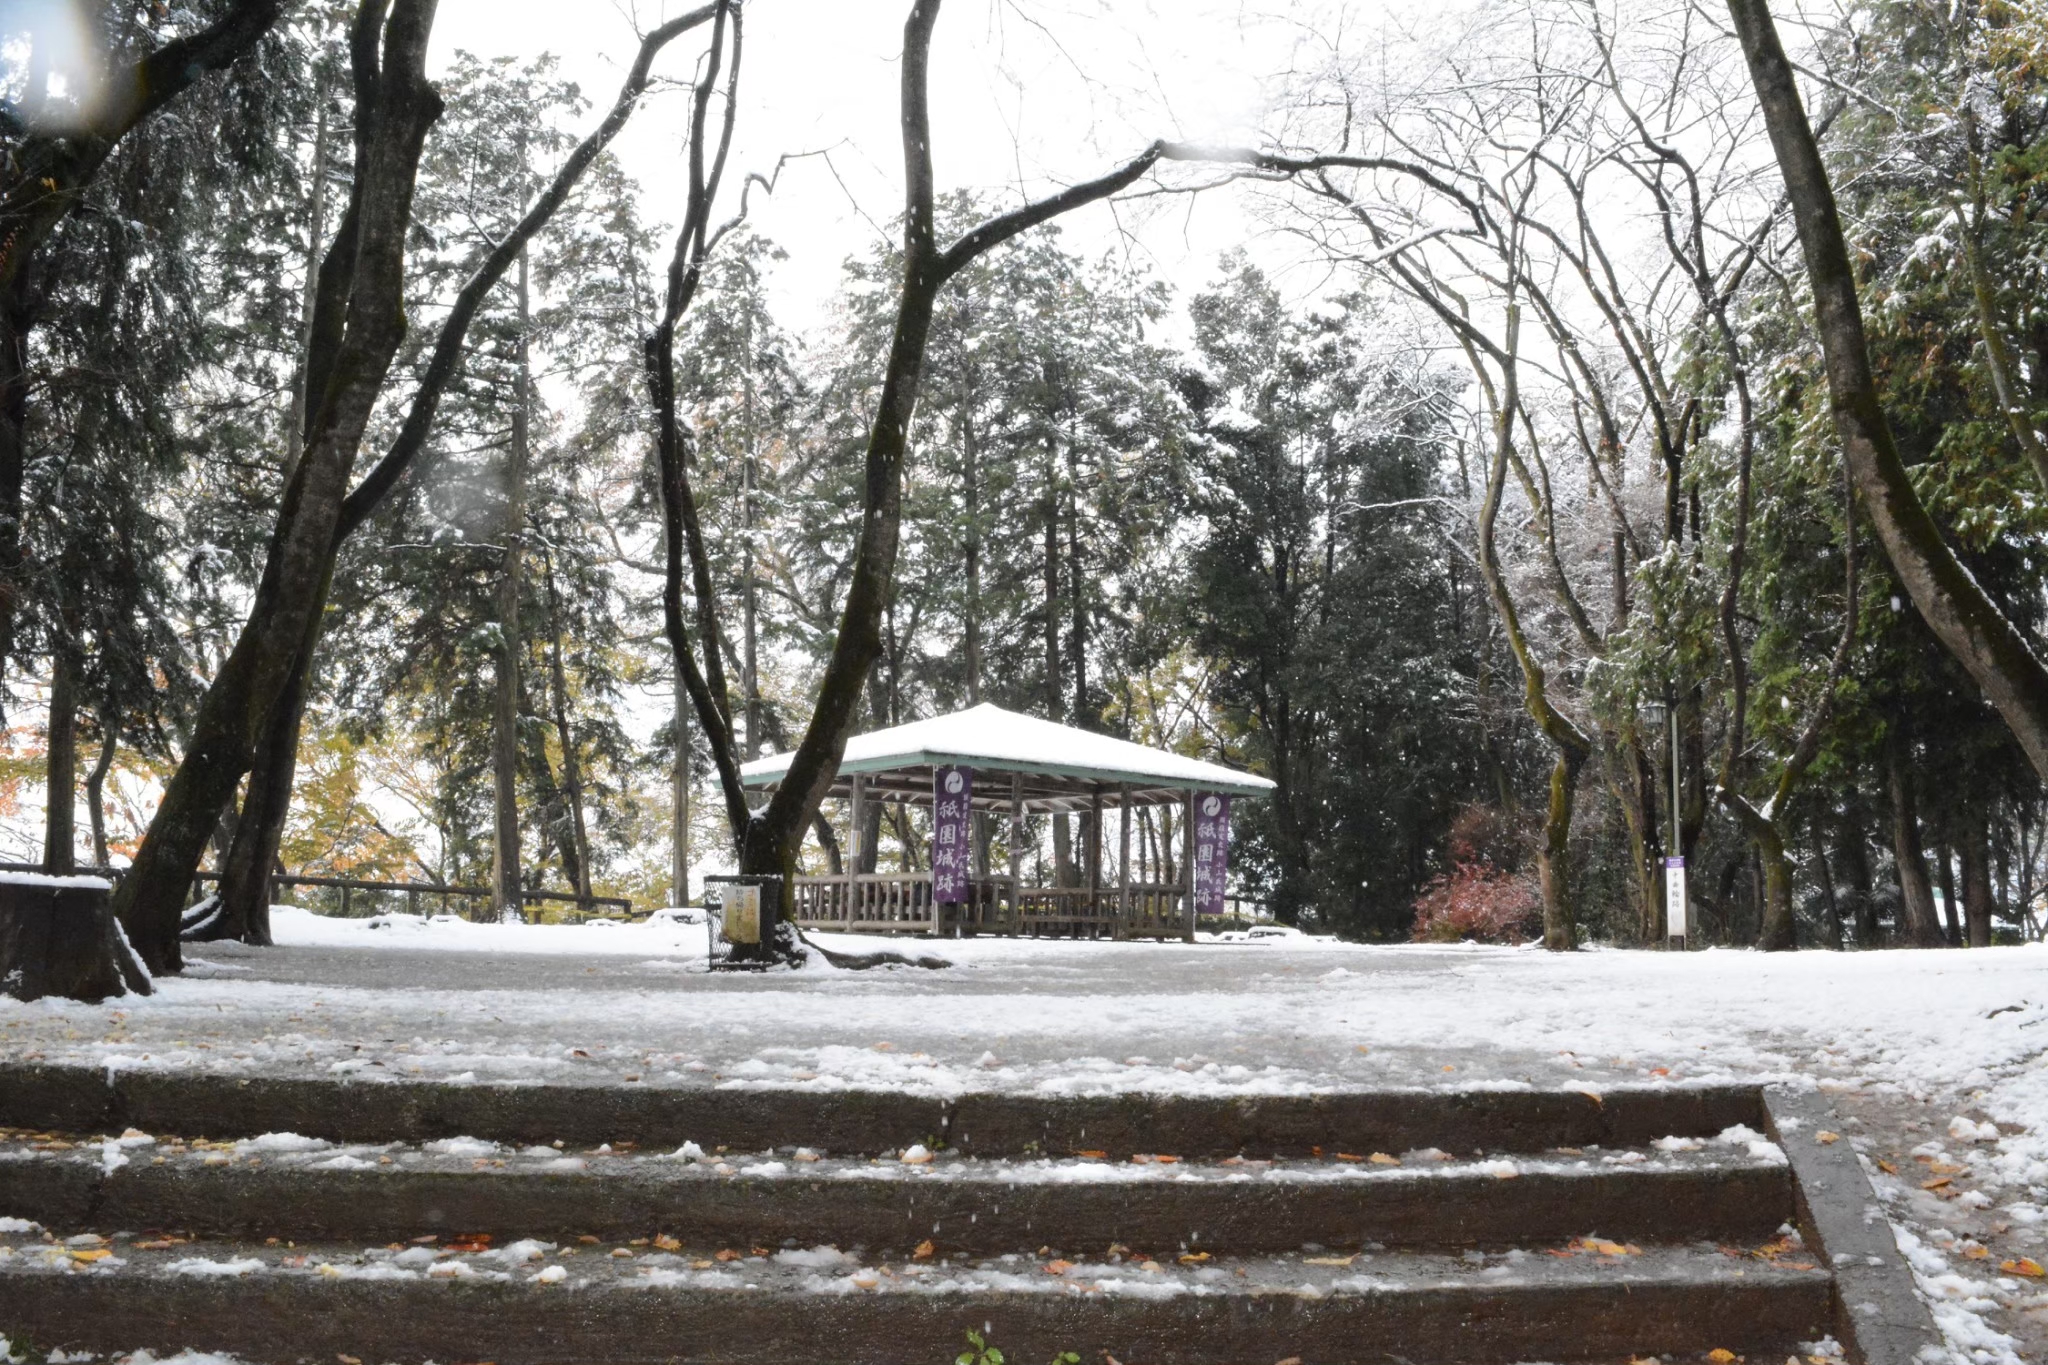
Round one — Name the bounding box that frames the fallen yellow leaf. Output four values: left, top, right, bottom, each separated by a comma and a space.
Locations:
1708, 1351, 1739, 1364
2001, 1257, 2046, 1278
1178, 1251, 1212, 1265
1302, 1255, 1356, 1267
1815, 1131, 1840, 1145
652, 1234, 681, 1252
1044, 1259, 1074, 1274
1369, 1152, 1401, 1166
913, 1239, 935, 1261
68, 1249, 110, 1263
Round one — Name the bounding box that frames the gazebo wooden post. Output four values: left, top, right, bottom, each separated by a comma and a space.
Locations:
1117, 784, 1131, 940
1008, 773, 1024, 937
1087, 785, 1104, 939
1181, 788, 1196, 943
846, 775, 865, 929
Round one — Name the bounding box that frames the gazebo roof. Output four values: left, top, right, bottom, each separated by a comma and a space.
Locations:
738, 703, 1276, 812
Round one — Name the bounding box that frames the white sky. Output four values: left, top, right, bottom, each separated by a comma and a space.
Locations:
427, 0, 1359, 340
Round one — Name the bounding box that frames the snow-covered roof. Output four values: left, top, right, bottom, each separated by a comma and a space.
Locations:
739, 703, 1275, 804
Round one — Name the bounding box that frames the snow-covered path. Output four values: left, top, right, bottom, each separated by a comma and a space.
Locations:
4, 911, 2047, 1361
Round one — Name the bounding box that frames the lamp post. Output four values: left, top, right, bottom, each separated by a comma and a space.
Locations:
1649, 696, 1688, 949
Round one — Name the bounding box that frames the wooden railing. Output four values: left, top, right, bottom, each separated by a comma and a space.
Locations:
790, 872, 1191, 939
0, 864, 634, 922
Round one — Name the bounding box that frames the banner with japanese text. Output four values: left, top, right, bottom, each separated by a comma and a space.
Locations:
932, 766, 974, 903
1193, 792, 1232, 916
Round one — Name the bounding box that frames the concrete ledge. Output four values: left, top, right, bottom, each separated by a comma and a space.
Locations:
0, 1152, 1796, 1256
1763, 1086, 1945, 1365
0, 1256, 1834, 1365
0, 1063, 1763, 1158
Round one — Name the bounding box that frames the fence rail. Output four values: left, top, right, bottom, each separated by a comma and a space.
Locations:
789, 871, 1196, 939
0, 863, 633, 921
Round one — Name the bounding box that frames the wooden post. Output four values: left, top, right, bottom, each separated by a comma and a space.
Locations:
1181, 789, 1196, 943
1009, 773, 1024, 937
1087, 785, 1104, 937
1117, 785, 1131, 939
846, 776, 866, 928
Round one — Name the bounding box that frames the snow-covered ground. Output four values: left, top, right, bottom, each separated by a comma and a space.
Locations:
3, 908, 2047, 1361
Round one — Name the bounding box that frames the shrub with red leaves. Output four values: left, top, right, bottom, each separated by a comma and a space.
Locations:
1410, 862, 1541, 944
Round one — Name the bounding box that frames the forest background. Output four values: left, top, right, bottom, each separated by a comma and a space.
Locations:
7, 0, 2046, 952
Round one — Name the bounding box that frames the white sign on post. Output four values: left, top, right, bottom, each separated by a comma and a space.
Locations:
1664, 857, 1687, 940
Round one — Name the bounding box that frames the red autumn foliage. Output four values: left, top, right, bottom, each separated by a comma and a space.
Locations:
1410, 862, 1542, 944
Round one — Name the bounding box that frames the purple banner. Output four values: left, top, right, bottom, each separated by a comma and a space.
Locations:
1193, 793, 1232, 916
932, 766, 973, 903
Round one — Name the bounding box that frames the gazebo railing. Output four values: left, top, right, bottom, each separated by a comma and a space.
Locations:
790, 872, 1190, 939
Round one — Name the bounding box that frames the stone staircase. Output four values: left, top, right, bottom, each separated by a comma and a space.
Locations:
0, 1064, 1940, 1365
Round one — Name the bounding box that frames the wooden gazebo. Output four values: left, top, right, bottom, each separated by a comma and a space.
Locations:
738, 704, 1275, 941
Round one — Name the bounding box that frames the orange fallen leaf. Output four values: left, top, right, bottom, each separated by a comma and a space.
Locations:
1875, 1159, 1898, 1175
1075, 1149, 1108, 1160
1044, 1259, 1074, 1274
1335, 1153, 1364, 1162
447, 1233, 492, 1253
1178, 1251, 1212, 1265
1708, 1351, 1739, 1364
1963, 1245, 1992, 1260
1922, 1177, 1953, 1191
1648, 1067, 1671, 1078
2001, 1257, 2046, 1278
713, 1249, 742, 1262
913, 1239, 935, 1261
1816, 1132, 1840, 1145
653, 1234, 681, 1252
1369, 1152, 1400, 1166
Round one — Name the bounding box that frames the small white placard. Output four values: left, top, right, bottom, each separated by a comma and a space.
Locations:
1664, 857, 1687, 939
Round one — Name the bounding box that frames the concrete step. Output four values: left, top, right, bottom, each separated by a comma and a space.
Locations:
0, 1062, 1762, 1158
0, 1126, 1797, 1255
0, 1229, 1835, 1365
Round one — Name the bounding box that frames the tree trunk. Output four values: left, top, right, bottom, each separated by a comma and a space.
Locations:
1886, 733, 1946, 947
43, 641, 78, 875
85, 715, 117, 869
1935, 841, 1961, 946
742, 368, 762, 762
672, 669, 691, 907
1729, 0, 2048, 781
1960, 814, 1995, 948
1838, 807, 1879, 947
1043, 442, 1074, 888
1537, 747, 1584, 951
542, 555, 592, 904
1809, 829, 1844, 950
0, 285, 26, 675
211, 580, 329, 948
962, 403, 982, 704
491, 244, 532, 924
287, 79, 332, 480
1725, 794, 1796, 951
203, 637, 314, 948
